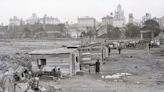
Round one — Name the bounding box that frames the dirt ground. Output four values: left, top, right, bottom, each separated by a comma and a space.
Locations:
57, 48, 164, 92
0, 39, 164, 92
38, 45, 164, 92
0, 39, 80, 55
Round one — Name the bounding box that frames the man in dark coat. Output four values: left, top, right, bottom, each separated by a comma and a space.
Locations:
95, 59, 100, 73
108, 47, 111, 56
118, 47, 122, 54
148, 43, 151, 50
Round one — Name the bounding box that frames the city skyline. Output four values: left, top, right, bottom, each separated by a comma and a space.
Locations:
0, 0, 164, 25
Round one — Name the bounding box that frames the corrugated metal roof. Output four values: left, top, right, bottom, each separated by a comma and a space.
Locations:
29, 48, 77, 55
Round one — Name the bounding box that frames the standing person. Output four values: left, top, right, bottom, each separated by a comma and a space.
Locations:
52, 67, 57, 77
95, 59, 100, 73
148, 42, 151, 50
14, 72, 20, 82
118, 47, 122, 54
108, 46, 111, 56
57, 68, 61, 80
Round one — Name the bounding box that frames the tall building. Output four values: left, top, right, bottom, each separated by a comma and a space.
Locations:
26, 13, 38, 25
153, 17, 160, 23
159, 16, 164, 30
39, 14, 60, 25
142, 13, 152, 23
129, 13, 134, 24
9, 16, 21, 26
113, 4, 126, 27
102, 15, 113, 26
77, 16, 96, 31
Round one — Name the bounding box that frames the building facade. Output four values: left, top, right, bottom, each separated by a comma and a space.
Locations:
129, 13, 134, 24
9, 16, 21, 26
26, 13, 38, 25
113, 4, 126, 27
142, 13, 152, 24
159, 16, 164, 30
102, 15, 113, 26
77, 16, 96, 31
39, 14, 60, 25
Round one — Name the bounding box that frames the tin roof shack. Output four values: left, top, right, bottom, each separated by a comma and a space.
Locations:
29, 48, 80, 76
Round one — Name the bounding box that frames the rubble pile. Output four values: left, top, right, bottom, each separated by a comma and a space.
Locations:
101, 73, 132, 79
0, 53, 33, 69
125, 40, 148, 49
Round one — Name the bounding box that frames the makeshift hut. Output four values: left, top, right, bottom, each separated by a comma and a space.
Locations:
78, 42, 109, 66
29, 48, 80, 76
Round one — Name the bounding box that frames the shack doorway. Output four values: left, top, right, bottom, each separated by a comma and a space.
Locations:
72, 54, 75, 75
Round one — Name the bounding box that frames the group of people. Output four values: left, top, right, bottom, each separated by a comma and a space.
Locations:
52, 67, 61, 79
108, 46, 122, 55
94, 45, 122, 74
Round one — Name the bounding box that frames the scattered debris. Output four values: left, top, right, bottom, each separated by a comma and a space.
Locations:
135, 66, 138, 69
156, 81, 164, 85
136, 81, 141, 84
101, 73, 132, 79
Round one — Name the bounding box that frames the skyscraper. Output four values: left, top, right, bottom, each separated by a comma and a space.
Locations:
142, 13, 152, 24
102, 15, 113, 26
77, 16, 96, 32
113, 4, 126, 27
129, 13, 134, 24
26, 13, 38, 25
159, 16, 164, 30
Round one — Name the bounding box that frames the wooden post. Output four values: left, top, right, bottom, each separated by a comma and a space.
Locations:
14, 83, 16, 92
151, 31, 154, 39
101, 40, 103, 64
140, 31, 143, 40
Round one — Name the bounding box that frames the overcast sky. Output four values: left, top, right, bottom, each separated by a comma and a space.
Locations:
0, 0, 164, 25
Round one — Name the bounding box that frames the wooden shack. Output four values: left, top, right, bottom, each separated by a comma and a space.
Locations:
79, 42, 109, 66
29, 48, 80, 76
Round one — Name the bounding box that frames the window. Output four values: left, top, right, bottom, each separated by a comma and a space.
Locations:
40, 59, 46, 65
76, 57, 78, 63
37, 59, 46, 66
